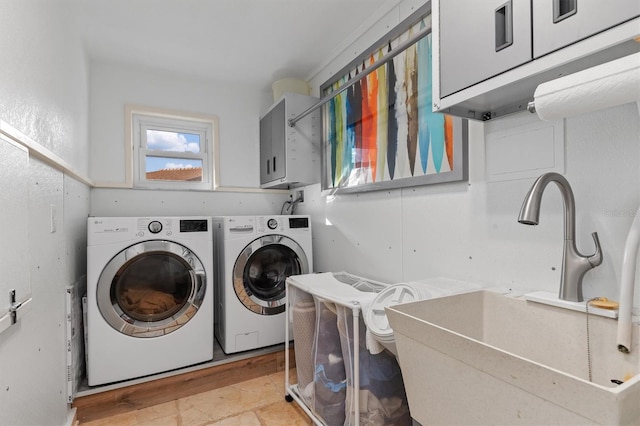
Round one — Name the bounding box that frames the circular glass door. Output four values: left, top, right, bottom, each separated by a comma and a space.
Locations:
97, 240, 206, 337
233, 235, 309, 315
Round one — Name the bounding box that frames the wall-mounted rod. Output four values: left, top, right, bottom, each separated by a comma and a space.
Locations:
527, 101, 536, 114
288, 24, 431, 127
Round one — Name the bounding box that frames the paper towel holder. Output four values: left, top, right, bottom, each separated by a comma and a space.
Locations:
525, 52, 640, 121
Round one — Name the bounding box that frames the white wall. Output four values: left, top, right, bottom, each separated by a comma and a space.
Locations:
90, 60, 273, 188
298, 0, 640, 308
0, 0, 89, 176
0, 1, 91, 425
89, 60, 290, 217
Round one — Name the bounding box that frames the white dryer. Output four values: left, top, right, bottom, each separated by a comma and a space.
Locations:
213, 215, 312, 354
86, 217, 214, 386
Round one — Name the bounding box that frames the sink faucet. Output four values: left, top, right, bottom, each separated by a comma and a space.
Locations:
518, 172, 603, 302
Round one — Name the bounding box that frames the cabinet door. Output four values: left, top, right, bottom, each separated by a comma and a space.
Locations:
259, 112, 271, 184
533, 0, 640, 58
439, 0, 532, 97
270, 99, 286, 182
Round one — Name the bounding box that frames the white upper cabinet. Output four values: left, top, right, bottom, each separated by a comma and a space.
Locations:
440, 0, 532, 97
433, 0, 640, 120
533, 0, 640, 58
260, 98, 286, 185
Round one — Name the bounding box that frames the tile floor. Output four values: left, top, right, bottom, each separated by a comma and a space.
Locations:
79, 370, 313, 426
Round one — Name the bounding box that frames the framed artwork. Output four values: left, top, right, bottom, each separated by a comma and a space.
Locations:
320, 6, 468, 194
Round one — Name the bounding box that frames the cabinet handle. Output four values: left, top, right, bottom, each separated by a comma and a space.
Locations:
273, 156, 276, 172
267, 159, 270, 175
553, 0, 577, 23
495, 0, 513, 52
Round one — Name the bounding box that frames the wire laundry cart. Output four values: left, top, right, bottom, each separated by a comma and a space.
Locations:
284, 272, 412, 426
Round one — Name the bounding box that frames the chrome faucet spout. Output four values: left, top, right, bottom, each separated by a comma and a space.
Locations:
518, 173, 603, 302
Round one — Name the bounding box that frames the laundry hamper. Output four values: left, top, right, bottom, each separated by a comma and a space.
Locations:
285, 272, 410, 425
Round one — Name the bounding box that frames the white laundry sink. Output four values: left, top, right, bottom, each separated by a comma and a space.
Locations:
386, 290, 640, 425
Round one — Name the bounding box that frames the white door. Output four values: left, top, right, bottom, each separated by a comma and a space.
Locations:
0, 135, 31, 334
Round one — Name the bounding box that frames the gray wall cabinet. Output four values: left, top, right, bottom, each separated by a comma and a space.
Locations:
259, 93, 320, 189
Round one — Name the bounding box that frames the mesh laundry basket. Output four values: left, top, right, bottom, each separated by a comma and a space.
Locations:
287, 272, 408, 425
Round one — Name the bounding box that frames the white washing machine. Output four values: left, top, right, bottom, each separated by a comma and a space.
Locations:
86, 217, 214, 386
213, 215, 312, 354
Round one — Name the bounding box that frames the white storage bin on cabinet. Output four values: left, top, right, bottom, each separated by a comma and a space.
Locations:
285, 272, 411, 426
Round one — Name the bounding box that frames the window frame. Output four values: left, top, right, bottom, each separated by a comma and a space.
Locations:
126, 105, 219, 191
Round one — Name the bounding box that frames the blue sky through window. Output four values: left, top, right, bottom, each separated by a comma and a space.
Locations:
145, 130, 202, 172
147, 129, 200, 152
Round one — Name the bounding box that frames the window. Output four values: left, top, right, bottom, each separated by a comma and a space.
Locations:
128, 106, 218, 190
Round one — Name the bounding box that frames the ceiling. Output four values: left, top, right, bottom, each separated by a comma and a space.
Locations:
72, 0, 395, 91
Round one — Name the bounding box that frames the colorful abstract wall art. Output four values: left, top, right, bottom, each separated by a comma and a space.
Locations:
320, 17, 468, 193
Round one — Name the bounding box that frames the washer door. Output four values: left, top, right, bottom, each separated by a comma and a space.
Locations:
233, 235, 309, 315
97, 240, 206, 337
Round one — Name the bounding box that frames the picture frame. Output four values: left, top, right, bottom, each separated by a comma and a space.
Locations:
320, 4, 468, 194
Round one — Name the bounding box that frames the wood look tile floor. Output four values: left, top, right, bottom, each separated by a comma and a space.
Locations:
79, 370, 312, 426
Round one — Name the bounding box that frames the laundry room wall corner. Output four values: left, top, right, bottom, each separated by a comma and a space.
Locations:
0, 1, 91, 424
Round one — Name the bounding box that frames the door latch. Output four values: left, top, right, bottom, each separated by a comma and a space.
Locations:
9, 289, 22, 325
0, 289, 33, 334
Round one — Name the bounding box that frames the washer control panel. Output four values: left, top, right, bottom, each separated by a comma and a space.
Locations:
88, 216, 211, 245
288, 216, 309, 229
148, 220, 163, 234
256, 215, 310, 234
257, 216, 283, 233
137, 218, 172, 238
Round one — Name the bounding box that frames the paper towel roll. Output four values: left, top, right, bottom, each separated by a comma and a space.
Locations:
533, 52, 640, 121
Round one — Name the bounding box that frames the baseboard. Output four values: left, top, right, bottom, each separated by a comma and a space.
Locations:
65, 407, 78, 426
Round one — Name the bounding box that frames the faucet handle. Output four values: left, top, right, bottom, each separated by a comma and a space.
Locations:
588, 232, 603, 268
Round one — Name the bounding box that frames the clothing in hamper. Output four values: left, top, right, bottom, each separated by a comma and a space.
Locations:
337, 306, 411, 425
313, 300, 347, 425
